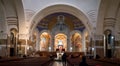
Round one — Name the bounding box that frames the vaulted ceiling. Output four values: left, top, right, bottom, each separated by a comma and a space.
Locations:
36, 12, 85, 32
22, 0, 101, 29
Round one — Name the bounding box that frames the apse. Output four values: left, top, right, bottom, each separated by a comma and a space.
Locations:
35, 12, 87, 52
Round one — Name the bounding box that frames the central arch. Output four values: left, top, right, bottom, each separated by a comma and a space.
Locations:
54, 33, 67, 51
29, 4, 91, 35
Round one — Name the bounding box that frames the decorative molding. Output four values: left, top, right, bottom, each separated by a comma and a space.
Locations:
6, 17, 18, 19
0, 45, 26, 47
87, 10, 97, 23
104, 18, 116, 20
115, 46, 120, 48
0, 45, 10, 47
6, 17, 18, 25
0, 33, 7, 39
104, 18, 116, 27
95, 46, 120, 49
115, 35, 120, 40
94, 35, 103, 40
95, 46, 103, 48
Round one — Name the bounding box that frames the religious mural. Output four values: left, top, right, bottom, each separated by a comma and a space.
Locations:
71, 33, 82, 52
40, 32, 50, 51
54, 33, 67, 51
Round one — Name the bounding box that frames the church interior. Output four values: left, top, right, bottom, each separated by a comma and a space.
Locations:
0, 0, 120, 66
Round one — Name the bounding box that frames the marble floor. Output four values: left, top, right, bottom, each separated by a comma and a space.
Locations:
51, 61, 67, 66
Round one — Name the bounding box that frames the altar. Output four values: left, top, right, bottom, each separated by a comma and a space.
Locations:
54, 45, 65, 60
54, 52, 64, 60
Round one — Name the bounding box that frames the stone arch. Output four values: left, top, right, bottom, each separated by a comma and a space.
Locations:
1, 0, 25, 39
9, 28, 18, 56
83, 28, 90, 37
14, 0, 26, 34
70, 30, 82, 52
70, 30, 82, 44
8, 25, 18, 36
29, 4, 91, 36
70, 30, 82, 37
10, 28, 18, 44
39, 30, 51, 51
104, 29, 112, 35
54, 33, 67, 51
96, 0, 120, 35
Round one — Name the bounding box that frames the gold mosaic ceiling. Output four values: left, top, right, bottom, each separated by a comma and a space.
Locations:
37, 12, 85, 31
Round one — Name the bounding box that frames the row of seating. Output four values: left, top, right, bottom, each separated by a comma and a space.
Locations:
0, 57, 24, 62
94, 58, 120, 65
0, 57, 53, 66
67, 55, 120, 66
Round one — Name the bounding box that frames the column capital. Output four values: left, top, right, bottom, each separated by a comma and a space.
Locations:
19, 34, 28, 39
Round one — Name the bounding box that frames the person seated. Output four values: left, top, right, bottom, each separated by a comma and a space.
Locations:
62, 53, 67, 65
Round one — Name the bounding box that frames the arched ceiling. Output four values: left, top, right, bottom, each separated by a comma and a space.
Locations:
22, 0, 101, 28
36, 12, 85, 32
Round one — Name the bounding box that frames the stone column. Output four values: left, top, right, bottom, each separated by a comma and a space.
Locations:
19, 34, 27, 55
14, 36, 17, 56
103, 35, 106, 57
104, 15, 116, 58
93, 35, 96, 58
51, 37, 54, 51
25, 34, 29, 55
48, 37, 52, 52
25, 36, 27, 55
67, 34, 70, 51
67, 37, 71, 52
82, 34, 86, 55
7, 34, 10, 56
36, 33, 40, 51
94, 35, 104, 58
69, 36, 72, 52
103, 0, 119, 58
5, 34, 9, 57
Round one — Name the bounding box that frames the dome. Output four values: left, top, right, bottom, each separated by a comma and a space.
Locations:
52, 15, 69, 34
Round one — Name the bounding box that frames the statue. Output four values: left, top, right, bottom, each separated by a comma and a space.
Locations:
58, 40, 63, 45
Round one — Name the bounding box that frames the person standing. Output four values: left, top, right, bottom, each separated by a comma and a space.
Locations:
62, 52, 67, 66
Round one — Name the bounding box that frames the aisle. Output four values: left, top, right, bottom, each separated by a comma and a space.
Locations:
51, 61, 67, 66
